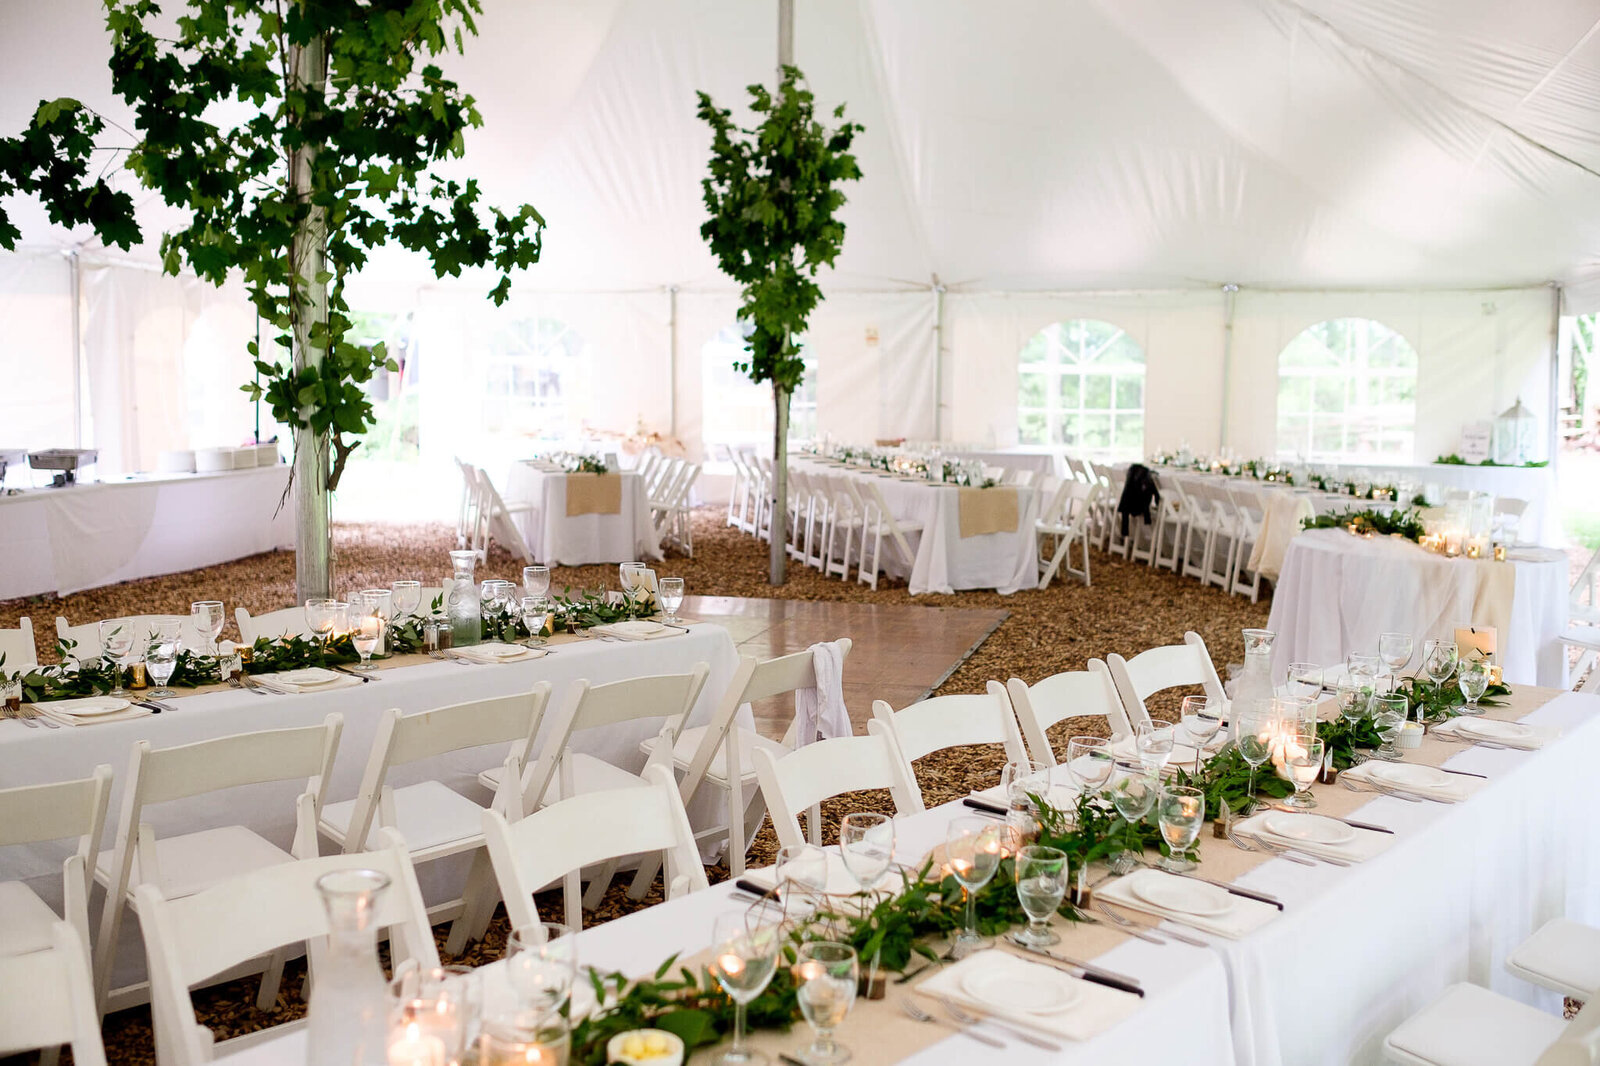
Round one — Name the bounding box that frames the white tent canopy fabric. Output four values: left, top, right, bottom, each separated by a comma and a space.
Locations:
0, 0, 1590, 472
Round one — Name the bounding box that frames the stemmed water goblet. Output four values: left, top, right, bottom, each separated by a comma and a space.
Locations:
794, 942, 858, 1066
838, 813, 894, 896
1347, 653, 1382, 700
304, 598, 337, 647
708, 911, 782, 1066
350, 593, 383, 671
1371, 694, 1408, 760
1000, 758, 1051, 838
1157, 785, 1205, 872
1235, 704, 1276, 812
1065, 735, 1114, 794
390, 580, 422, 622
1134, 723, 1175, 778
1282, 732, 1324, 809
1286, 662, 1322, 703
1379, 632, 1414, 689
146, 621, 181, 699
1457, 658, 1491, 715
658, 577, 686, 624
1422, 639, 1458, 696
506, 922, 577, 1021
945, 817, 1003, 958
1107, 768, 1158, 874
519, 597, 551, 647
522, 565, 551, 602
1012, 845, 1068, 946
1335, 682, 1371, 764
98, 620, 136, 697
361, 588, 393, 655
190, 600, 224, 656
775, 843, 830, 905
618, 561, 648, 600
1179, 695, 1221, 773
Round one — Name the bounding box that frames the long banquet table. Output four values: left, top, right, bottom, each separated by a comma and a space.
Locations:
794, 457, 1040, 595
0, 465, 295, 599
1268, 528, 1568, 688
0, 624, 740, 987
502, 463, 662, 565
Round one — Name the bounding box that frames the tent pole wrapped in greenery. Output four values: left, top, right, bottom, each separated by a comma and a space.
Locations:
697, 65, 861, 585
0, 0, 544, 601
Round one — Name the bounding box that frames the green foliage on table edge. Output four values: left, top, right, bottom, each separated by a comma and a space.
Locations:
1435, 454, 1548, 468
1301, 507, 1427, 542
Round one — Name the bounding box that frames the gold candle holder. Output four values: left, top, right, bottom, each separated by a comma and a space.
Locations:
1493, 543, 1507, 562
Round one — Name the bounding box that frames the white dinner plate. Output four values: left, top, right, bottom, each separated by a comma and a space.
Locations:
606, 620, 666, 638
1456, 718, 1532, 741
54, 696, 132, 717
1129, 872, 1233, 917
961, 966, 1079, 1015
1262, 812, 1355, 846
1369, 763, 1452, 790
473, 642, 530, 659
275, 667, 343, 686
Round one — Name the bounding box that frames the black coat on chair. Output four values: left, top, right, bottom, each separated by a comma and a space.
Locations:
1117, 464, 1161, 535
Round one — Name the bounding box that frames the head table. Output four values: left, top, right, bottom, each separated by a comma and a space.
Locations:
0, 623, 741, 989
214, 682, 1597, 1066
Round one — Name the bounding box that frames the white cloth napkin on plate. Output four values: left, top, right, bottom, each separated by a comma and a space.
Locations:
1341, 760, 1479, 802
591, 620, 681, 641
1097, 868, 1279, 940
251, 669, 364, 694
451, 642, 548, 664
1234, 811, 1395, 863
1430, 717, 1554, 751
34, 696, 155, 727
794, 640, 849, 746
915, 949, 1141, 1041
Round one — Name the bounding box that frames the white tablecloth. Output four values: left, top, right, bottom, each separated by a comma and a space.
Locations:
945, 448, 1068, 481
797, 459, 1040, 595
0, 466, 295, 599
502, 465, 661, 566
1267, 528, 1568, 687
0, 625, 740, 987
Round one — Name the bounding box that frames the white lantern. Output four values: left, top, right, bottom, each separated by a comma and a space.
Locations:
1493, 398, 1538, 465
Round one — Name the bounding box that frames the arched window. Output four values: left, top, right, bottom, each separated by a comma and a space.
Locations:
480, 315, 586, 441
1017, 320, 1145, 456
1276, 318, 1417, 461
701, 324, 817, 447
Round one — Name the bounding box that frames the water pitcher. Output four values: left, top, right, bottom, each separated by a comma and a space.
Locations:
1234, 628, 1277, 715
447, 550, 481, 647
307, 869, 391, 1066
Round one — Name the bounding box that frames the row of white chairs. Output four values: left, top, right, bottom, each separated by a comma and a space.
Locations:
638, 452, 702, 556
1097, 466, 1269, 602
454, 458, 535, 564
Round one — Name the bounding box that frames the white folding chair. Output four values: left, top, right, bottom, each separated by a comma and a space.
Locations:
0, 616, 37, 671
1225, 484, 1267, 601
93, 715, 343, 1014
0, 766, 113, 968
871, 684, 1027, 804
474, 467, 535, 563
1106, 632, 1227, 732
1191, 481, 1239, 589
138, 829, 437, 1066
1382, 982, 1597, 1066
1006, 661, 1133, 763
822, 475, 868, 581
1035, 480, 1100, 588
1173, 478, 1216, 584
54, 615, 207, 660
752, 722, 924, 849
0, 923, 106, 1066
318, 684, 550, 954
1505, 918, 1600, 1001
482, 764, 708, 932
1148, 472, 1186, 572
454, 456, 480, 549
856, 479, 923, 591
234, 606, 314, 645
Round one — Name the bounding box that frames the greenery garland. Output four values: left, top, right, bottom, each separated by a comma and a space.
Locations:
1301, 507, 1427, 542
1435, 454, 1548, 468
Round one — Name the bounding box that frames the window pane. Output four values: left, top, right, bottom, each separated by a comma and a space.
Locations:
1058, 374, 1080, 408
1019, 320, 1145, 458
1279, 374, 1311, 413
1083, 373, 1112, 409
1020, 372, 1047, 408
1114, 413, 1143, 443
1055, 414, 1079, 447
1079, 413, 1112, 449
1019, 333, 1049, 365
1114, 375, 1142, 409
1019, 411, 1047, 444
1276, 318, 1417, 461
1313, 375, 1347, 412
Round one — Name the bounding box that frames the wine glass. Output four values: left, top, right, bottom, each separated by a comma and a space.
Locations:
838, 813, 894, 894
1107, 769, 1158, 874
1379, 632, 1413, 688
794, 942, 858, 1066
1000, 759, 1051, 837
361, 588, 393, 654
520, 597, 551, 648
327, 600, 351, 640
1371, 694, 1408, 761
1178, 695, 1221, 773
1286, 663, 1322, 703
1065, 735, 1114, 793
1235, 705, 1276, 812
190, 600, 224, 655
1347, 652, 1381, 693
145, 621, 180, 699
1134, 723, 1175, 778
98, 620, 136, 697
708, 911, 781, 1066
1013, 845, 1068, 946
1457, 658, 1491, 715
522, 565, 551, 601
505, 922, 577, 1020
618, 561, 647, 599
351, 595, 383, 671
945, 817, 1003, 957
390, 580, 422, 622
1423, 639, 1459, 692
1157, 785, 1205, 872
775, 843, 830, 904
304, 598, 336, 645
1283, 733, 1324, 810
658, 577, 685, 624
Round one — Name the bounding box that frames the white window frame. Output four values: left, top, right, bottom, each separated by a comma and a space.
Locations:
1275, 318, 1417, 462
1017, 319, 1146, 458
701, 324, 817, 448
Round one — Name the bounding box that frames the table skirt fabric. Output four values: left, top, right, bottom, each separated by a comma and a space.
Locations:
503, 464, 661, 565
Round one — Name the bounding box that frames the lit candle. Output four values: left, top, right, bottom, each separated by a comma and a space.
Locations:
715, 952, 745, 980
1454, 626, 1497, 664
1493, 543, 1507, 562
389, 1023, 447, 1066
1443, 528, 1463, 556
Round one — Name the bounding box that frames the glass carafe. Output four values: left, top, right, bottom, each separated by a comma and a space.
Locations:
447, 550, 481, 647
1233, 628, 1277, 723
307, 869, 391, 1066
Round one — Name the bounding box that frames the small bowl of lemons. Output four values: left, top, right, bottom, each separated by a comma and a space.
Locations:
606, 1028, 684, 1066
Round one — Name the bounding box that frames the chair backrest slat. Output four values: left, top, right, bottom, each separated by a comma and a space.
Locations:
0, 616, 37, 671
752, 723, 923, 848
1007, 660, 1130, 763
136, 718, 343, 807
0, 923, 106, 1065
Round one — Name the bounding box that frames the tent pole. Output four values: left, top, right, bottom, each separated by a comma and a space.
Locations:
1219, 283, 1238, 452
931, 278, 945, 439
668, 285, 679, 438
69, 250, 82, 448
778, 0, 793, 70
1548, 282, 1562, 463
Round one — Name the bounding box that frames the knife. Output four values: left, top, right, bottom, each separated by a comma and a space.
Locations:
1178, 872, 1287, 910
330, 664, 374, 682
1005, 937, 1144, 997
1266, 803, 1392, 835
962, 796, 1008, 816
1434, 766, 1487, 779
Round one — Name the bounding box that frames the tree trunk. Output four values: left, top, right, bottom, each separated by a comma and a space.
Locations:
289, 28, 332, 602
770, 384, 790, 585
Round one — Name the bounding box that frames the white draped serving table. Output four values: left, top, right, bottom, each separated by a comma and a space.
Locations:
795, 459, 1040, 595
503, 464, 661, 566
0, 466, 295, 599
1267, 528, 1568, 687
0, 624, 740, 987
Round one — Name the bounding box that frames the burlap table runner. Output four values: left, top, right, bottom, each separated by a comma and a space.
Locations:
957, 486, 1019, 538
1471, 557, 1516, 644
566, 472, 623, 516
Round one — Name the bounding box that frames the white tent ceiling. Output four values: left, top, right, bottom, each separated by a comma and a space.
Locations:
5, 0, 1600, 304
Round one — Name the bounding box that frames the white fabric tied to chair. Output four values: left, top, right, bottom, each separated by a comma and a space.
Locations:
794, 639, 850, 746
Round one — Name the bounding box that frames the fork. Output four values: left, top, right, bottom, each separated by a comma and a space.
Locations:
18, 704, 57, 729
1432, 731, 1510, 751
1098, 900, 1209, 947
1091, 901, 1166, 944
1237, 830, 1347, 866
1341, 777, 1427, 804
938, 996, 1060, 1050
1, 703, 37, 729
1228, 824, 1314, 865
899, 998, 1005, 1047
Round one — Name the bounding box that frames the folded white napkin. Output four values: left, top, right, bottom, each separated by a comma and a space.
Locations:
34, 696, 155, 727
1234, 810, 1395, 864
1342, 759, 1480, 802
251, 667, 365, 694
451, 642, 548, 664
1430, 716, 1553, 751
794, 640, 850, 746
1097, 868, 1279, 940
591, 620, 682, 641
1109, 736, 1222, 774
741, 853, 902, 899
915, 949, 1141, 1041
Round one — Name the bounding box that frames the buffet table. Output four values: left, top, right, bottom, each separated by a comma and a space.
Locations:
0, 623, 740, 986
503, 463, 661, 565
1267, 528, 1568, 687
0, 466, 295, 599
796, 458, 1040, 595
